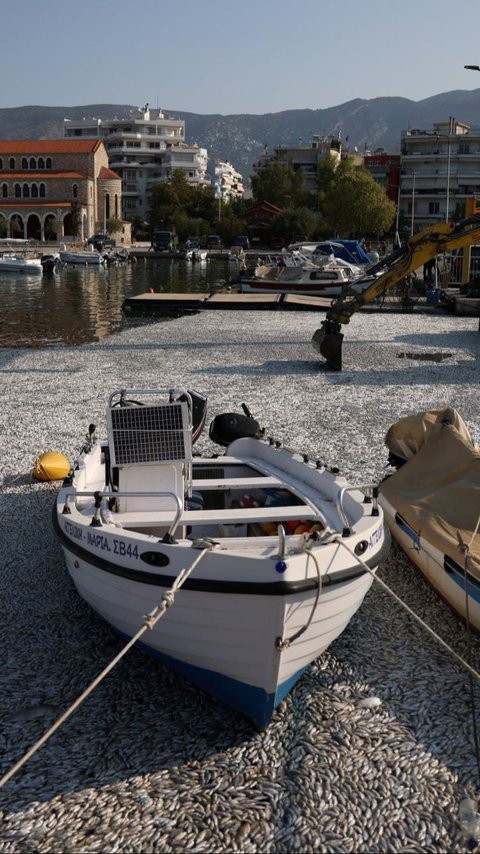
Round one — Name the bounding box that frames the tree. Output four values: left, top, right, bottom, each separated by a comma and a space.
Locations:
323, 163, 396, 237
106, 217, 122, 234
251, 160, 308, 209
269, 208, 317, 242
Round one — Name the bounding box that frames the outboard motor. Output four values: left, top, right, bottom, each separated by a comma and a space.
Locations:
209, 403, 262, 447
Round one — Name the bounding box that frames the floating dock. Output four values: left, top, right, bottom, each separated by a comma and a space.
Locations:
122, 292, 335, 315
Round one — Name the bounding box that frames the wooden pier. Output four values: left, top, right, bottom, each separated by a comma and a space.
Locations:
122, 291, 334, 316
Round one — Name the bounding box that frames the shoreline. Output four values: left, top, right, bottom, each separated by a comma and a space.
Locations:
0, 309, 479, 851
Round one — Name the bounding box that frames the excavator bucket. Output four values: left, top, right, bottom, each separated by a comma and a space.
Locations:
311, 321, 344, 371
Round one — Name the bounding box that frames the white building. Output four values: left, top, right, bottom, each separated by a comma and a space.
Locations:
214, 160, 244, 202
64, 106, 210, 221
253, 135, 342, 192
399, 117, 480, 230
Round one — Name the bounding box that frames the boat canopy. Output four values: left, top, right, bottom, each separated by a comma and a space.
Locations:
314, 240, 371, 265
381, 410, 480, 577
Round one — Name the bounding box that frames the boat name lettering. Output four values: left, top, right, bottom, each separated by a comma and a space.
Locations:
64, 519, 83, 541
113, 540, 139, 559
369, 525, 383, 548
87, 531, 112, 551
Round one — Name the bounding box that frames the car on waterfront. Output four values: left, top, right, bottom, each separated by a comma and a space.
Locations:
207, 235, 223, 249
232, 235, 250, 250
151, 230, 178, 251
87, 233, 116, 250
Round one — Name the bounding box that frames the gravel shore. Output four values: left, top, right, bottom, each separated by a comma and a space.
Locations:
0, 308, 479, 852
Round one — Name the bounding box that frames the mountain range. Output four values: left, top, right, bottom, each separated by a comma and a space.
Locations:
1, 89, 480, 181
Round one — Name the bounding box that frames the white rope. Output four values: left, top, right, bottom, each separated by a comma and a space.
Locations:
276, 545, 322, 649
336, 537, 480, 682
0, 544, 214, 790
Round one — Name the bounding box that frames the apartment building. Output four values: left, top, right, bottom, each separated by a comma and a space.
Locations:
214, 160, 244, 201
253, 135, 342, 192
64, 106, 210, 221
399, 118, 480, 230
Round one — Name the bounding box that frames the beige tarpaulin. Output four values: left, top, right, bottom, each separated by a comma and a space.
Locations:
381, 411, 480, 578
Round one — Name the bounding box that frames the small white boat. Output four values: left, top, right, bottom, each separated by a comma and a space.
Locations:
239, 251, 371, 296
379, 409, 480, 630
0, 252, 43, 274
59, 245, 107, 266
228, 245, 246, 263
53, 388, 389, 727
185, 248, 207, 263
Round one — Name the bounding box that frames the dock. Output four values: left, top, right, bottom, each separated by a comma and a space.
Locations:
121, 290, 456, 317
122, 291, 334, 315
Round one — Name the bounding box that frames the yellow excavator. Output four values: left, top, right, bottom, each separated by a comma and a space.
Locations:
312, 214, 480, 371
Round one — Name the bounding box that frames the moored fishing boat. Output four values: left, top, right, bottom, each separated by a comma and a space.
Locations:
53, 387, 390, 727
379, 409, 480, 630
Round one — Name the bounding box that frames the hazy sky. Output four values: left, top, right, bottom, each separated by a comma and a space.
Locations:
3, 0, 480, 114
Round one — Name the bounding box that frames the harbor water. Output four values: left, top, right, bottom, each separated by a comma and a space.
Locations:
0, 256, 234, 348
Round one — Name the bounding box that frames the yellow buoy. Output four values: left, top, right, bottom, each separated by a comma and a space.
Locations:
33, 451, 71, 482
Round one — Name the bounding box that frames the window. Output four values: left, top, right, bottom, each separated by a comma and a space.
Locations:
72, 183, 78, 198
9, 158, 15, 169
22, 157, 28, 169
29, 157, 36, 169
31, 184, 38, 197
429, 202, 440, 214
15, 183, 21, 197
2, 183, 7, 198
39, 183, 45, 197
23, 183, 30, 198
46, 158, 52, 169
38, 157, 45, 169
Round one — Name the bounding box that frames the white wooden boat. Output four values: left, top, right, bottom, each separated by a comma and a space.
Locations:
53, 388, 390, 727
379, 409, 480, 630
0, 253, 43, 274
59, 247, 107, 266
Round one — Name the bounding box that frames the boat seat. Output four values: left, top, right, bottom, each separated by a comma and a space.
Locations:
114, 504, 320, 529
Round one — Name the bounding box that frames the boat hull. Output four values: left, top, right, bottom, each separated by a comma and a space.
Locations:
380, 494, 480, 632
57, 530, 379, 727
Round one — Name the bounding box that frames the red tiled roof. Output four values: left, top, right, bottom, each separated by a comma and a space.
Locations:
98, 166, 121, 180
2, 171, 86, 179
0, 201, 73, 207
0, 140, 103, 154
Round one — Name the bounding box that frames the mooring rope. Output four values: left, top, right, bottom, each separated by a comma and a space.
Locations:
336, 536, 480, 682
0, 542, 215, 790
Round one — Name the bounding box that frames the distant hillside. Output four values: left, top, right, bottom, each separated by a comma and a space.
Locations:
1, 90, 480, 181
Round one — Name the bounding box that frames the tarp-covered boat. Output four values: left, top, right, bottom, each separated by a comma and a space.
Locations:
379, 409, 480, 629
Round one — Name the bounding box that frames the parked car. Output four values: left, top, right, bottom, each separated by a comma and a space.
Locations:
232, 235, 250, 250
87, 233, 116, 250
151, 230, 177, 251
207, 235, 223, 249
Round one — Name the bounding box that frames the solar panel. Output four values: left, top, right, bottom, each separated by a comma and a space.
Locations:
108, 401, 192, 465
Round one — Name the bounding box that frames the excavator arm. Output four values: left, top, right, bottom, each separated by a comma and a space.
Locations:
312, 215, 480, 370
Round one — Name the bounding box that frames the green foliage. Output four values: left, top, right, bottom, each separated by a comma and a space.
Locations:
106, 217, 122, 234
269, 208, 317, 241
322, 163, 396, 237
251, 160, 309, 208
0, 215, 7, 237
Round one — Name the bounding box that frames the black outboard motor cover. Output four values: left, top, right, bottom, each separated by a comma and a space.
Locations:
209, 412, 261, 447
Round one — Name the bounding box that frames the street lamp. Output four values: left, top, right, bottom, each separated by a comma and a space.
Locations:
434, 131, 452, 223
410, 171, 416, 235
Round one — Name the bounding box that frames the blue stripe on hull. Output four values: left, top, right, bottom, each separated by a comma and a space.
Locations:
107, 621, 307, 728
